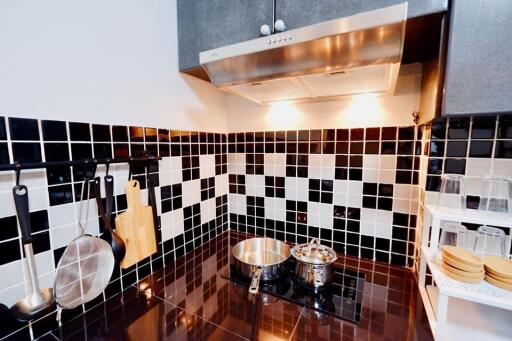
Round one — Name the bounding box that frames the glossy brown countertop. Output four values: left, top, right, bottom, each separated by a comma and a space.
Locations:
45, 231, 433, 340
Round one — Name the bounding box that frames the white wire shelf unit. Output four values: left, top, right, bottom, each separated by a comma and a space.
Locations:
418, 205, 512, 340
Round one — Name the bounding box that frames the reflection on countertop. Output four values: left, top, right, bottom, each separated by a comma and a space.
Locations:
46, 230, 433, 340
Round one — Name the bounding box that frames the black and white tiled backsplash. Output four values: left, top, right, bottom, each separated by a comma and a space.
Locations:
227, 126, 421, 268
1, 113, 510, 339
422, 115, 512, 199
0, 116, 229, 339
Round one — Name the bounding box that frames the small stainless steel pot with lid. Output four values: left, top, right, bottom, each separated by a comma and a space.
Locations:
291, 238, 337, 288
232, 237, 291, 294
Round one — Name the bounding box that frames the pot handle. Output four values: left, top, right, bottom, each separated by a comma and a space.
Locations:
249, 267, 262, 294
306, 238, 320, 254
312, 267, 324, 286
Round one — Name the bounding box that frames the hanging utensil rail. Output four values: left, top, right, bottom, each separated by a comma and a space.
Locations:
0, 155, 162, 172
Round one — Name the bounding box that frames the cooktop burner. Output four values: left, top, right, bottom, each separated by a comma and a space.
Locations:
222, 259, 365, 323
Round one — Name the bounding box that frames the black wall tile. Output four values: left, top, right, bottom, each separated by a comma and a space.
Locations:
12, 143, 42, 162
9, 118, 40, 141
0, 143, 9, 164
469, 141, 493, 158
497, 115, 512, 139
472, 117, 496, 139
92, 124, 111, 142
69, 122, 91, 141
495, 141, 512, 158
42, 120, 67, 141
44, 143, 70, 162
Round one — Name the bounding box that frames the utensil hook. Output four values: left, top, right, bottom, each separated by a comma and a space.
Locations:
78, 175, 92, 235
128, 157, 134, 180
143, 150, 152, 178
105, 160, 111, 176
15, 164, 21, 186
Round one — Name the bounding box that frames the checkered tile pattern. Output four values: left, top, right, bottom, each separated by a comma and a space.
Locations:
228, 127, 420, 267
0, 115, 229, 339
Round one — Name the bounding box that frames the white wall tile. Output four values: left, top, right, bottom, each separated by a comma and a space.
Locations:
228, 194, 246, 215
375, 223, 392, 239
379, 169, 395, 184
321, 155, 335, 168
376, 210, 393, 226
333, 191, 348, 206
493, 159, 512, 177
379, 156, 397, 170
50, 223, 78, 249
360, 208, 376, 223
275, 154, 286, 169
321, 166, 335, 180
0, 282, 26, 307
49, 202, 75, 228
199, 155, 215, 179
0, 260, 24, 291
347, 195, 362, 208
466, 158, 492, 177
308, 166, 322, 179
363, 155, 379, 169
347, 181, 363, 196
333, 180, 348, 194
297, 189, 309, 202
308, 155, 322, 168
360, 221, 375, 236
394, 184, 412, 200
362, 168, 379, 182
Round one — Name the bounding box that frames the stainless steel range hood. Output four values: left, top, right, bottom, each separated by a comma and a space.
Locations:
199, 3, 408, 105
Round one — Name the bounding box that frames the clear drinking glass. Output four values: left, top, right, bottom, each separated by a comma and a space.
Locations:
437, 174, 465, 209
473, 225, 507, 258
479, 176, 512, 213
439, 223, 468, 249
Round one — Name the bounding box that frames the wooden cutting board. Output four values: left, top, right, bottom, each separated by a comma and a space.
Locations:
116, 180, 157, 269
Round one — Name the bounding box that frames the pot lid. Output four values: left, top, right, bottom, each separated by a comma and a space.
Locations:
291, 239, 337, 265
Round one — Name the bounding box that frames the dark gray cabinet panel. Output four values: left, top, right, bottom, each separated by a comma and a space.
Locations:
274, 0, 447, 30
443, 0, 512, 116
178, 0, 273, 71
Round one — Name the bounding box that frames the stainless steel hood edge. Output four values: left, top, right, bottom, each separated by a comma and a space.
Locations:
200, 3, 408, 104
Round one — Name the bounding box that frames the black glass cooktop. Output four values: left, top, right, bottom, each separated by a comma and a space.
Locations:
222, 259, 365, 323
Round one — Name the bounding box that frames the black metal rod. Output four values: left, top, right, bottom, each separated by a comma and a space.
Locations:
0, 155, 162, 172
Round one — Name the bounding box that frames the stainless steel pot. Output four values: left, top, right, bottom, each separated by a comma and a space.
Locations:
232, 237, 290, 294
291, 239, 337, 288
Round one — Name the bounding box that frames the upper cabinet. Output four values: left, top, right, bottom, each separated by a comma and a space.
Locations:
443, 0, 512, 116
177, 0, 273, 73
177, 0, 448, 75
275, 0, 448, 30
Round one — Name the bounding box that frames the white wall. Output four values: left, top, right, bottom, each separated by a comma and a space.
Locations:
226, 63, 422, 132
0, 0, 228, 132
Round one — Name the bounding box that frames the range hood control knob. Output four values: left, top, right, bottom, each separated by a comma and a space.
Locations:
260, 24, 271, 36
274, 19, 286, 32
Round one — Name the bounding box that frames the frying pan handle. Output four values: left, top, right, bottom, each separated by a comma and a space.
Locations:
312, 266, 324, 286
249, 267, 262, 294
13, 185, 32, 245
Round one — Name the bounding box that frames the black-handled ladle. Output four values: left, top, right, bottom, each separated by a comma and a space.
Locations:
93, 177, 126, 263
11, 185, 55, 321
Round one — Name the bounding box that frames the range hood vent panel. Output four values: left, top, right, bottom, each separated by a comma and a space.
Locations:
200, 3, 408, 104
